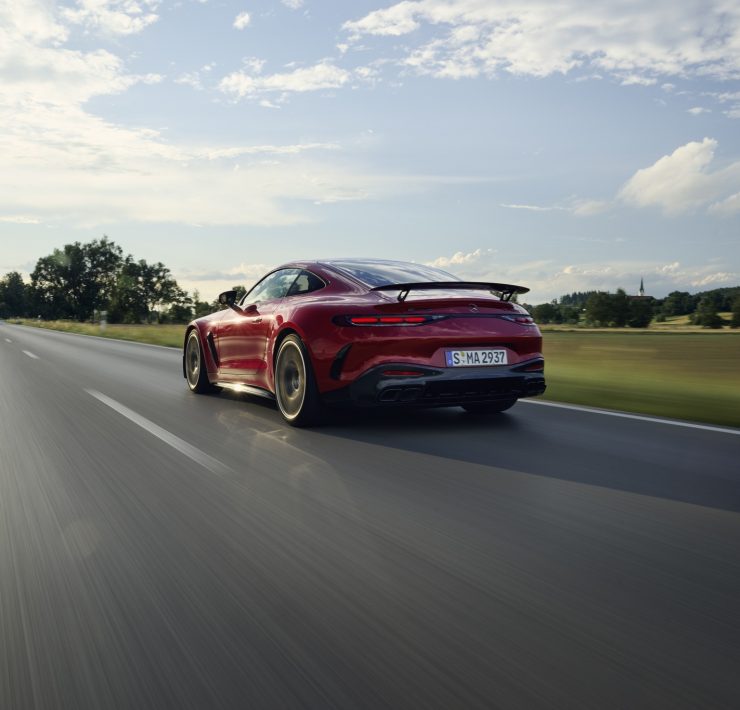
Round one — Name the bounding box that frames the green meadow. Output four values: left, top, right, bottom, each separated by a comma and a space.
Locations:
541, 332, 740, 428
13, 320, 740, 428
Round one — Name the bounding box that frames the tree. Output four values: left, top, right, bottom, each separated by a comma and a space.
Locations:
661, 291, 694, 316
30, 238, 123, 320
731, 296, 740, 329
584, 292, 613, 326
110, 258, 186, 323
0, 271, 28, 318
532, 302, 560, 324
611, 289, 630, 327
692, 297, 723, 328
627, 298, 653, 328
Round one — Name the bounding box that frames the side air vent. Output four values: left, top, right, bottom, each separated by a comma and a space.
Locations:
330, 344, 352, 380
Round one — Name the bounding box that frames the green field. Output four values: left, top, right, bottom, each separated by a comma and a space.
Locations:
12, 320, 740, 428
541, 332, 740, 428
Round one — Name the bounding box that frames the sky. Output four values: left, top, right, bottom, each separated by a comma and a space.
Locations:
1, 0, 739, 304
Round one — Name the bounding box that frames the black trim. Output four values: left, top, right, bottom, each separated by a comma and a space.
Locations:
330, 344, 352, 380
206, 332, 219, 366
323, 362, 546, 408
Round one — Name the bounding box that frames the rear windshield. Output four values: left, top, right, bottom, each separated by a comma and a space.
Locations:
325, 260, 460, 288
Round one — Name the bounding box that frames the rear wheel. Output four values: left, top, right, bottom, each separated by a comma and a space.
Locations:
185, 330, 213, 393
275, 335, 324, 427
462, 399, 517, 415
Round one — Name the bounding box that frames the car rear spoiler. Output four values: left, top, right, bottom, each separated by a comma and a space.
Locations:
371, 281, 529, 302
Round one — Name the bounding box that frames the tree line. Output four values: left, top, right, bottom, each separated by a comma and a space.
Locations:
2, 240, 739, 328
524, 286, 740, 329
0, 237, 230, 324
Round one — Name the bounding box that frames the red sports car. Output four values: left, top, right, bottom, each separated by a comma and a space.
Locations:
183, 259, 546, 426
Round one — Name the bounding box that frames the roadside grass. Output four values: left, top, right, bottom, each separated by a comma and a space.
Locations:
542, 332, 740, 428
11, 320, 740, 428
13, 319, 185, 348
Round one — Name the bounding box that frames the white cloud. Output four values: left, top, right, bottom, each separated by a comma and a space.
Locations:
425, 251, 739, 303
687, 106, 711, 115
344, 1, 740, 84
281, 0, 304, 8
500, 203, 563, 212
500, 199, 609, 216
0, 215, 41, 224
0, 1, 423, 229
570, 199, 609, 216
427, 248, 494, 269
233, 11, 251, 30
62, 0, 159, 36
619, 138, 740, 216
219, 61, 350, 99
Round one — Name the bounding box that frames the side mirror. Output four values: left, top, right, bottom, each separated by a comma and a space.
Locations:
218, 290, 237, 306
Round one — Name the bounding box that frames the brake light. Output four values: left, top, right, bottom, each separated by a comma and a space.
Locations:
346, 315, 432, 325
502, 315, 535, 325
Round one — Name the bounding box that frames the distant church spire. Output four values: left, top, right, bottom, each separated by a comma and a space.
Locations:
639, 277, 645, 297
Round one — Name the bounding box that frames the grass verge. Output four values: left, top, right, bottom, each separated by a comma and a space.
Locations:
12, 319, 185, 348
11, 320, 740, 428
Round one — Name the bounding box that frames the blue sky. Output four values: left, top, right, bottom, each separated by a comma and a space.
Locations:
1, 0, 739, 303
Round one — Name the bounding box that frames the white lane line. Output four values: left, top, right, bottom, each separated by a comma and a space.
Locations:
86, 390, 231, 475
4, 338, 12, 343
22, 350, 39, 359
520, 399, 740, 436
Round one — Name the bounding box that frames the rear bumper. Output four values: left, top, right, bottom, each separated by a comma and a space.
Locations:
323, 360, 546, 408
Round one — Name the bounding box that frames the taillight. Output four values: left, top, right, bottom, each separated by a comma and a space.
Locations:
501, 315, 535, 325
342, 315, 436, 326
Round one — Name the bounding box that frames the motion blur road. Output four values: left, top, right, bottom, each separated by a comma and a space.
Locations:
1, 322, 739, 710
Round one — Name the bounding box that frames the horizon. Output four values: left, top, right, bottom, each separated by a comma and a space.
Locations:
1, 0, 739, 303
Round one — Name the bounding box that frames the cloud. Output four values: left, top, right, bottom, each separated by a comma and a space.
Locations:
344, 1, 740, 84
281, 0, 304, 8
61, 0, 159, 36
619, 138, 740, 215
0, 215, 41, 224
233, 11, 251, 30
0, 2, 424, 228
426, 248, 494, 269
500, 199, 609, 216
425, 250, 739, 303
687, 106, 711, 115
500, 203, 564, 212
219, 60, 352, 100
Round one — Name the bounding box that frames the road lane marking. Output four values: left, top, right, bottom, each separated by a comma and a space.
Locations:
86, 390, 231, 475
520, 399, 740, 436
4, 338, 12, 343
22, 350, 39, 359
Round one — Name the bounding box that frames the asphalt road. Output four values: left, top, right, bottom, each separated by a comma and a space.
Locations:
1, 322, 739, 710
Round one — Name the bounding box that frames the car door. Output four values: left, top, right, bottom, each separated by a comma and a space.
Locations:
216, 269, 300, 376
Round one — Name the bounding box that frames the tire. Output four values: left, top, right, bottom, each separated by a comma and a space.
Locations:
185, 329, 214, 393
462, 399, 517, 415
274, 335, 324, 427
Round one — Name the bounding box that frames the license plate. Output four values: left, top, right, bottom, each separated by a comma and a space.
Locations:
445, 349, 508, 367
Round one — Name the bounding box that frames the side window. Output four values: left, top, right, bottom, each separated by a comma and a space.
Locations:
286, 270, 326, 297
243, 269, 301, 304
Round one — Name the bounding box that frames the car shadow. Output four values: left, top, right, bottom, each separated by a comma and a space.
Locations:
206, 389, 740, 514
313, 404, 740, 514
